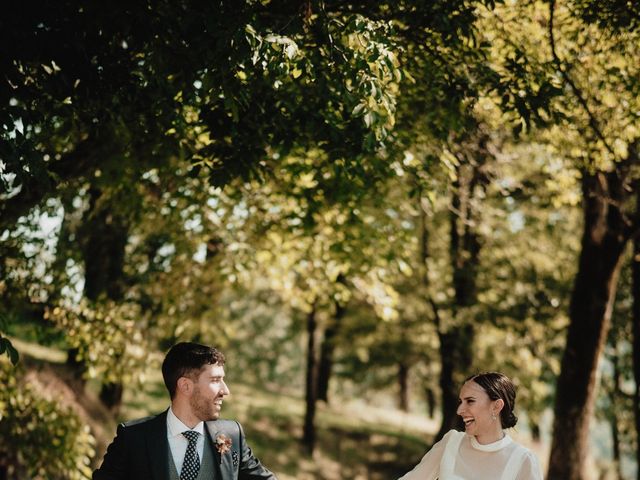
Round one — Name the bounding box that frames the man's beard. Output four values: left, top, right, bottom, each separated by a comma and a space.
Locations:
190, 386, 219, 421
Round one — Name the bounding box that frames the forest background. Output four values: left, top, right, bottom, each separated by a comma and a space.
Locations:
2, 1, 640, 479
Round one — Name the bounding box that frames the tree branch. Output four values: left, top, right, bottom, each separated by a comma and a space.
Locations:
548, 0, 617, 160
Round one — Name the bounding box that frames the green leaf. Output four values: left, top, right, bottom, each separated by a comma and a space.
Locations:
352, 103, 366, 117
8, 344, 19, 365
0, 336, 19, 365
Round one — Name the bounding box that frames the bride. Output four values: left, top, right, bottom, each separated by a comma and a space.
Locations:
397, 372, 543, 480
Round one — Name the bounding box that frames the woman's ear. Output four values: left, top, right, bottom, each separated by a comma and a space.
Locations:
494, 398, 505, 413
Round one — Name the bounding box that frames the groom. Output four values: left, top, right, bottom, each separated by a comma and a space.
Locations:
93, 342, 277, 480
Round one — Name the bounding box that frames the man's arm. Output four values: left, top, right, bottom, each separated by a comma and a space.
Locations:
236, 421, 277, 480
93, 423, 130, 480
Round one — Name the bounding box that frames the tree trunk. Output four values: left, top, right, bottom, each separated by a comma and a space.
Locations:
548, 171, 629, 480
437, 331, 460, 440
81, 187, 129, 412
66, 347, 87, 384
633, 196, 640, 480
398, 362, 410, 412
419, 191, 436, 421
302, 304, 318, 455
530, 423, 541, 442
435, 156, 484, 442
317, 299, 346, 403
425, 387, 436, 419
99, 382, 124, 416
81, 188, 128, 302
435, 325, 473, 441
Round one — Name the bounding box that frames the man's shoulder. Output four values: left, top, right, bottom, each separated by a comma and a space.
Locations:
119, 410, 167, 430
206, 418, 240, 429
205, 418, 242, 437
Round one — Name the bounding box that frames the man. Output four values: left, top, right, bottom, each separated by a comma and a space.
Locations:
93, 342, 277, 480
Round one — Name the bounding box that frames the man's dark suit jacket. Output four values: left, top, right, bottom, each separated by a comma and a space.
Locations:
93, 410, 277, 480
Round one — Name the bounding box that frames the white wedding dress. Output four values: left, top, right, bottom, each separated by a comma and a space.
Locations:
397, 430, 543, 480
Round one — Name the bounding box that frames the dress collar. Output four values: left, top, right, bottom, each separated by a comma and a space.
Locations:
469, 432, 512, 452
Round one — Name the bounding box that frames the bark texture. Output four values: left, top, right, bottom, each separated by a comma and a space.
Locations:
79, 187, 129, 414
548, 171, 630, 480
435, 147, 487, 442
317, 299, 346, 403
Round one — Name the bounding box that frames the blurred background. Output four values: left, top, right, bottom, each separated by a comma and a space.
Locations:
2, 1, 640, 479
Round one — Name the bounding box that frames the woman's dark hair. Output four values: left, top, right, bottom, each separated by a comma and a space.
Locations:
162, 342, 225, 399
466, 372, 518, 428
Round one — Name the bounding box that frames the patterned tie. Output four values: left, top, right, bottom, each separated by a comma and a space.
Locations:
181, 430, 201, 480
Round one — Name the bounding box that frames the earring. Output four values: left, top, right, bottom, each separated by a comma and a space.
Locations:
491, 412, 497, 421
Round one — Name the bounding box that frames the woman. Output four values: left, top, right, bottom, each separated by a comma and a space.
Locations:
398, 372, 543, 480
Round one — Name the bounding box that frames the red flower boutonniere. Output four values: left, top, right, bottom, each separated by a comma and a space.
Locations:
215, 433, 232, 454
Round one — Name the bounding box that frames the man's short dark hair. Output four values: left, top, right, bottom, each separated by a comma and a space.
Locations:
161, 342, 225, 399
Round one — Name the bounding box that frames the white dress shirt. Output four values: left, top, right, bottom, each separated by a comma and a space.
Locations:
167, 407, 205, 474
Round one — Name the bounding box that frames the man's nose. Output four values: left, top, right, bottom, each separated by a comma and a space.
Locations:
221, 381, 230, 396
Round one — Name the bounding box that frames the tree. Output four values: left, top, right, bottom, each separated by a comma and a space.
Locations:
435, 129, 492, 440
209, 147, 419, 453
6, 1, 612, 474
476, 1, 640, 476
1, 1, 409, 226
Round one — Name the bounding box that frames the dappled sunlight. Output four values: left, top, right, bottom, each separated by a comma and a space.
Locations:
4, 1, 640, 478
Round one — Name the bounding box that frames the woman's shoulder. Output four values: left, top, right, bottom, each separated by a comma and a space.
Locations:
439, 429, 466, 450
427, 430, 465, 455
443, 429, 466, 440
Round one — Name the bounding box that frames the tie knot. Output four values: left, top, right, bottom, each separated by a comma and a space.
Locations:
182, 430, 199, 444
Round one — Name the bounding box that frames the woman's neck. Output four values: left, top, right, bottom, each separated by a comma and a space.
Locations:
474, 428, 505, 445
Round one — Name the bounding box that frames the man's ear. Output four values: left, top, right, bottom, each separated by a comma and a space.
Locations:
176, 376, 192, 395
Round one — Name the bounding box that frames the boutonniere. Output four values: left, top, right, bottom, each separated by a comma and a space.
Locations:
215, 433, 232, 455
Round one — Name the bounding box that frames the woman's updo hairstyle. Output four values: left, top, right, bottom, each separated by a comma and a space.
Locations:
466, 372, 518, 428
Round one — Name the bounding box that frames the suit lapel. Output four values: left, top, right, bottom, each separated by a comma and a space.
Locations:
147, 410, 171, 480
205, 423, 227, 480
